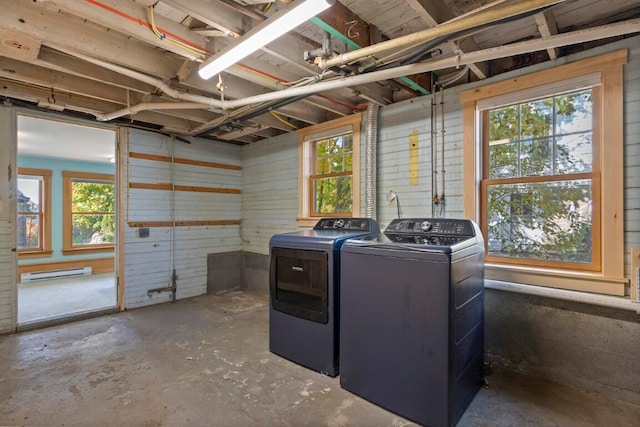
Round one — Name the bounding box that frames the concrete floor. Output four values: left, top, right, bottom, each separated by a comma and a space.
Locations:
18, 273, 117, 324
1, 290, 639, 426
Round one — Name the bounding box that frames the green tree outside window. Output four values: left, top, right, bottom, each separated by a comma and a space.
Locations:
485, 89, 594, 264
312, 134, 353, 214
71, 180, 115, 245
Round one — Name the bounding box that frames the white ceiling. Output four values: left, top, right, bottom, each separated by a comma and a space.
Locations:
17, 115, 116, 164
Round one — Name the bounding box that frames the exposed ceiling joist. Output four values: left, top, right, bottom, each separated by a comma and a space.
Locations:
406, 0, 489, 79
2, 0, 639, 145
535, 10, 560, 59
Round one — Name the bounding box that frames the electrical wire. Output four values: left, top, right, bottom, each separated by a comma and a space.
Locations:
373, 4, 557, 72
148, 6, 207, 60
270, 111, 299, 129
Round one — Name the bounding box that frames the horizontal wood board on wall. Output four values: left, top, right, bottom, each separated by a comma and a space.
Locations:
122, 129, 242, 309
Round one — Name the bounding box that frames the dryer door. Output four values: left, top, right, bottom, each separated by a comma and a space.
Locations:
270, 248, 329, 323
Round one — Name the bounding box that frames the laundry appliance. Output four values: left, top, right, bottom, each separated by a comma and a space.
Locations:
269, 217, 379, 376
339, 217, 485, 426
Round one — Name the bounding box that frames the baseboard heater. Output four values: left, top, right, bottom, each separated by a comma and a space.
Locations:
20, 267, 92, 282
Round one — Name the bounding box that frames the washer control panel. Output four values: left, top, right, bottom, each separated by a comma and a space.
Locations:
384, 218, 476, 245
313, 217, 378, 231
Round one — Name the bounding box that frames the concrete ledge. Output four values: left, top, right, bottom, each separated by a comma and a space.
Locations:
485, 287, 640, 405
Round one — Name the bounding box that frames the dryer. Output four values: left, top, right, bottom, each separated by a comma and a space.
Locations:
269, 217, 379, 376
339, 218, 485, 426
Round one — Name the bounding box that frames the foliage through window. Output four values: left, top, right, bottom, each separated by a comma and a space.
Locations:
298, 113, 361, 225
17, 169, 51, 256
311, 134, 353, 215
63, 171, 115, 252
483, 90, 595, 268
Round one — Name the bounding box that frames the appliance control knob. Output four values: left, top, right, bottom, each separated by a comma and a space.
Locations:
334, 219, 345, 229
420, 221, 433, 232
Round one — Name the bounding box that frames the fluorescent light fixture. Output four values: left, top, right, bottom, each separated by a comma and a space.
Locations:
198, 0, 334, 80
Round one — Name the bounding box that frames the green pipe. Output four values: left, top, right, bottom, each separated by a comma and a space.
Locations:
310, 17, 430, 95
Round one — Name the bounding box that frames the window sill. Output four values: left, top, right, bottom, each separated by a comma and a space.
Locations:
62, 246, 115, 256
297, 217, 319, 228
484, 279, 640, 313
18, 250, 53, 259
485, 263, 628, 296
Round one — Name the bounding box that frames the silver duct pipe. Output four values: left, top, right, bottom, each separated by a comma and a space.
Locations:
363, 104, 379, 219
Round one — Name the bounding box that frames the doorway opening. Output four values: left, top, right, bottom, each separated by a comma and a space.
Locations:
16, 114, 118, 326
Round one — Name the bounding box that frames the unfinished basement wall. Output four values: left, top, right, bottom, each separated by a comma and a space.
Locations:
121, 129, 242, 308
0, 106, 17, 333
240, 132, 298, 293
240, 36, 640, 403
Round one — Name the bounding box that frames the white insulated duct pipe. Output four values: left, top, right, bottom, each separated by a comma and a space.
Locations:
216, 19, 640, 108
316, 0, 568, 69
94, 102, 210, 121
51, 19, 640, 123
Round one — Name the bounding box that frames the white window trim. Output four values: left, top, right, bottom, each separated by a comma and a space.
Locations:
461, 50, 627, 296
297, 113, 362, 227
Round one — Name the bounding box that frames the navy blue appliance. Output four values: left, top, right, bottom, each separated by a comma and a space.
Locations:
339, 218, 485, 426
269, 217, 379, 376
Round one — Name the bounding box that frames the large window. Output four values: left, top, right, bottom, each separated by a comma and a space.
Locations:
63, 171, 115, 254
483, 89, 596, 269
461, 50, 627, 295
17, 168, 52, 258
298, 113, 361, 226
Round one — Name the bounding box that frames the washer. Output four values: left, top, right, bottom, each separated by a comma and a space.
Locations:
269, 217, 379, 376
339, 218, 485, 426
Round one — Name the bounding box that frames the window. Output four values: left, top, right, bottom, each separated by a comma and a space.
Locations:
461, 50, 627, 296
63, 171, 115, 254
483, 89, 596, 269
17, 168, 52, 258
298, 113, 361, 226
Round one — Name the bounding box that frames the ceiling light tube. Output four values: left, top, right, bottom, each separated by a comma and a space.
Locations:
198, 0, 335, 80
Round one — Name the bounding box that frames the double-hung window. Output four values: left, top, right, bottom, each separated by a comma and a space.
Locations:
62, 171, 115, 254
483, 88, 597, 269
17, 168, 52, 258
298, 113, 361, 226
461, 51, 627, 296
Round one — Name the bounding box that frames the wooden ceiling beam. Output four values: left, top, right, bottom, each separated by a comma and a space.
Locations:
406, 0, 489, 80
535, 10, 560, 59
149, 0, 248, 38
40, 0, 209, 60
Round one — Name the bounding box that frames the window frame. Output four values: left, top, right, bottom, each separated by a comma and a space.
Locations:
461, 50, 627, 296
480, 88, 600, 272
62, 171, 115, 255
297, 113, 362, 227
17, 168, 52, 258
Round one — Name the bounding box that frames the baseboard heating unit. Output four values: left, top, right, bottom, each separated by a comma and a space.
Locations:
20, 267, 92, 282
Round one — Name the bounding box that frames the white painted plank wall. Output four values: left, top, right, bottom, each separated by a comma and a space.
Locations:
240, 36, 640, 289
377, 93, 465, 230
241, 132, 299, 255
0, 106, 17, 333
122, 129, 242, 308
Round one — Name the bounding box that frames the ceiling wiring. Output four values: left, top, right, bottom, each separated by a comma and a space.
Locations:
148, 5, 207, 60
270, 111, 299, 129
0, 78, 117, 107
81, 0, 368, 113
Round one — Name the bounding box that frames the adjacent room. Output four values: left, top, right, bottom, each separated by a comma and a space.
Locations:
0, 0, 639, 425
